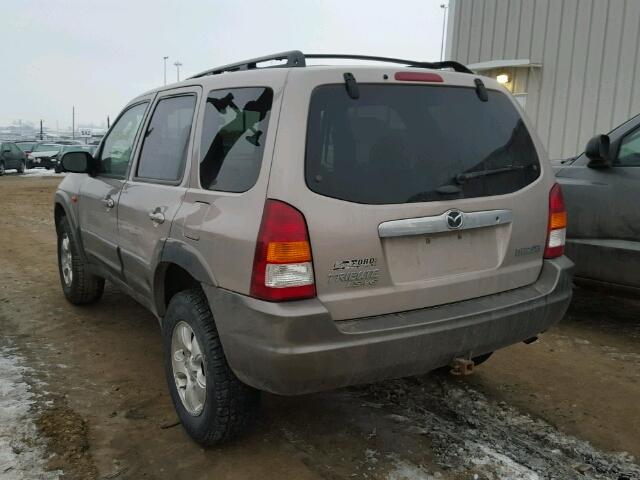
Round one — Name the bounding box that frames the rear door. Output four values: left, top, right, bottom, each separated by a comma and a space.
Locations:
117, 87, 199, 299
269, 69, 553, 320
78, 100, 149, 274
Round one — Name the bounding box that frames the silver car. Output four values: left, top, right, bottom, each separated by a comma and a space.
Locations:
53, 51, 573, 445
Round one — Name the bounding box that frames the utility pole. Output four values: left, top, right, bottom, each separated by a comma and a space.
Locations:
163, 56, 169, 85
174, 60, 183, 82
107, 115, 110, 129
72, 106, 75, 139
440, 3, 448, 61
39, 120, 43, 140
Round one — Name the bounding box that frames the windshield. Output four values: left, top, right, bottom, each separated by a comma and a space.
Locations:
34, 144, 61, 152
61, 145, 92, 154
16, 142, 36, 151
305, 84, 540, 204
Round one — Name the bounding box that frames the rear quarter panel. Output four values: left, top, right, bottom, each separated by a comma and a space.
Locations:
170, 69, 289, 294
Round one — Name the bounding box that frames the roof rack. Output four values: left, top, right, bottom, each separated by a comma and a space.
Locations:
188, 50, 472, 79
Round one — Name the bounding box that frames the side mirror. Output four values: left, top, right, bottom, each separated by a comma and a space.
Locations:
60, 151, 94, 174
585, 134, 612, 169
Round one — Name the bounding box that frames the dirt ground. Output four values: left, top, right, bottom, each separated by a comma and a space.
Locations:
0, 174, 639, 480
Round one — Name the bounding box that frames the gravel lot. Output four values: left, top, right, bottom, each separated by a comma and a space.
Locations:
0, 174, 639, 479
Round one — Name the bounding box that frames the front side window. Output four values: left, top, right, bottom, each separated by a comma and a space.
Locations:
199, 87, 273, 192
306, 85, 540, 204
617, 127, 640, 166
99, 102, 147, 178
136, 95, 196, 182
16, 142, 35, 152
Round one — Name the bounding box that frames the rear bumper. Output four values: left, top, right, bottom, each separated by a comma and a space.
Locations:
205, 257, 573, 395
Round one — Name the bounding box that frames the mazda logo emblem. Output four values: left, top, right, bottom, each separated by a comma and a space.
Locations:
446, 209, 464, 229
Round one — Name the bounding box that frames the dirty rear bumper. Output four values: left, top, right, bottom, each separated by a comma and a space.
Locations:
205, 257, 573, 395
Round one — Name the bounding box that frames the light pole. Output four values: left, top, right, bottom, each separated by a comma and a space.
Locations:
163, 56, 169, 85
440, 3, 448, 61
174, 61, 183, 82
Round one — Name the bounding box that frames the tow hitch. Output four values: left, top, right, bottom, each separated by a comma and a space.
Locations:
450, 357, 475, 376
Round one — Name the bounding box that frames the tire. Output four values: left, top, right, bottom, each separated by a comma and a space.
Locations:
0, 162, 5, 176
57, 217, 105, 304
163, 289, 259, 445
17, 161, 26, 174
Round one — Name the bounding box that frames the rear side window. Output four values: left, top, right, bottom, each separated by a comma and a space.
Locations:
200, 87, 273, 192
305, 85, 540, 204
137, 95, 196, 182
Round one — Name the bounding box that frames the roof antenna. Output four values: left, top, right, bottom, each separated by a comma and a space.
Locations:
343, 72, 360, 99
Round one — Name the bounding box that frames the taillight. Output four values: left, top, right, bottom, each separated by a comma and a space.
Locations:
250, 199, 316, 301
544, 183, 567, 258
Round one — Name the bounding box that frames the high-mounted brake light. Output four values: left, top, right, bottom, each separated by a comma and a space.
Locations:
250, 200, 316, 301
544, 183, 567, 259
394, 72, 443, 83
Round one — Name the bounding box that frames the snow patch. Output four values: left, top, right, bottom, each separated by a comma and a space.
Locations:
23, 168, 64, 177
469, 443, 540, 480
0, 346, 59, 479
386, 459, 438, 480
357, 376, 640, 480
2, 168, 64, 177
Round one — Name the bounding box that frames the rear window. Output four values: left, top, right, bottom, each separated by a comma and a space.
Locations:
16, 142, 36, 151
305, 84, 540, 204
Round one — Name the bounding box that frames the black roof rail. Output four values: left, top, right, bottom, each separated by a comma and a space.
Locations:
189, 50, 306, 78
188, 51, 472, 79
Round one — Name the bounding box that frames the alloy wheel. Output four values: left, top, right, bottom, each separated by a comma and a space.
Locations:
60, 233, 73, 286
171, 321, 207, 416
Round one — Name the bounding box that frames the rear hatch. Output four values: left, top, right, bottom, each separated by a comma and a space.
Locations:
269, 68, 550, 320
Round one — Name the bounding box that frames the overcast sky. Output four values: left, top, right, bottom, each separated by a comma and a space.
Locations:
1, 0, 447, 129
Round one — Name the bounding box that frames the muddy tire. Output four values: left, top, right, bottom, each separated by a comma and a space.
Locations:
163, 289, 259, 445
57, 217, 105, 304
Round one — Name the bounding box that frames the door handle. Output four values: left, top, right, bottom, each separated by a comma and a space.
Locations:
149, 211, 165, 224
103, 196, 115, 209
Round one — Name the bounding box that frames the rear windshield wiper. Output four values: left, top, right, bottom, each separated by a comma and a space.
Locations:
455, 164, 531, 184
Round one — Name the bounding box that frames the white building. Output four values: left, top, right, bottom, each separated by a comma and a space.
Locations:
446, 0, 640, 159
